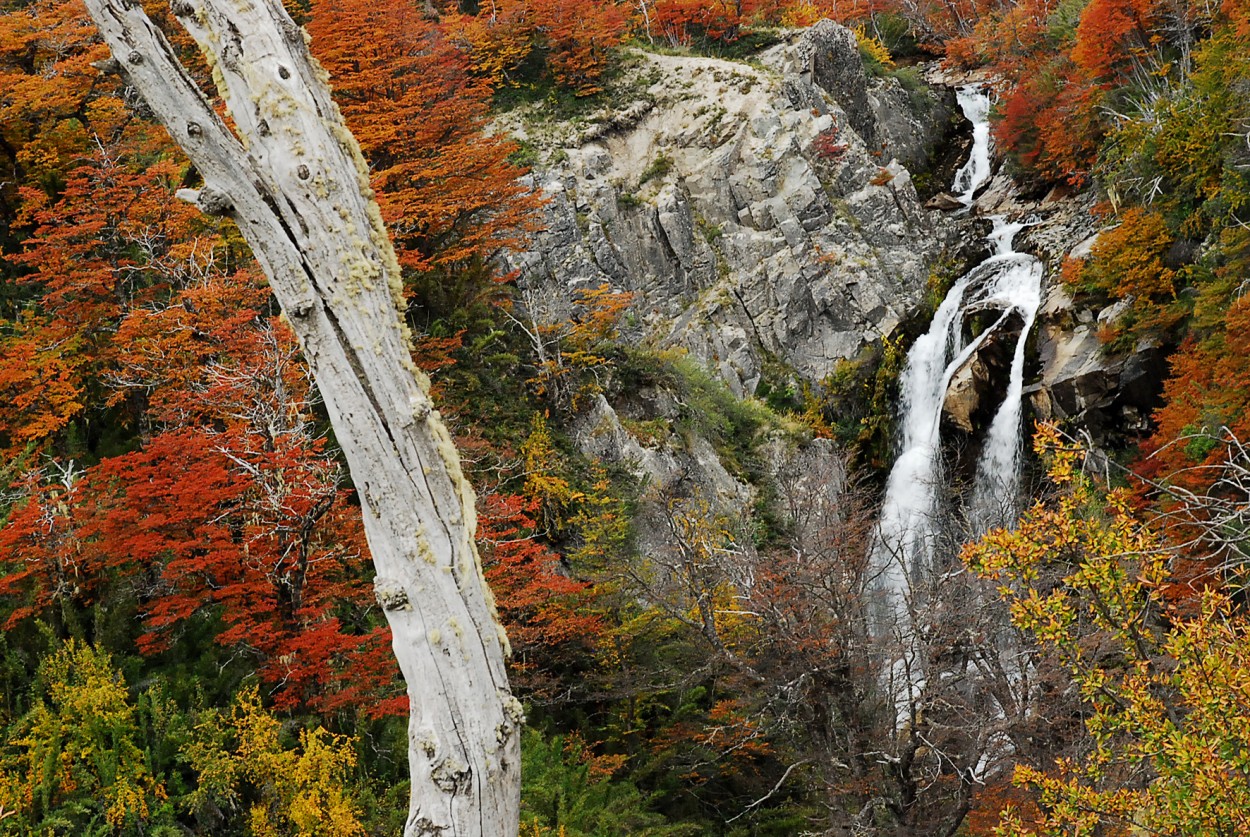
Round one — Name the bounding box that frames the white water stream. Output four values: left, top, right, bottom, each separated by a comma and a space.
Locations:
870, 87, 1043, 713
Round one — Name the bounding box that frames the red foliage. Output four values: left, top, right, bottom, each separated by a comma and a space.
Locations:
651, 0, 745, 44
307, 0, 539, 276
478, 490, 603, 697
1132, 294, 1250, 607
0, 147, 204, 454
812, 126, 849, 161
0, 266, 399, 713
995, 58, 1105, 186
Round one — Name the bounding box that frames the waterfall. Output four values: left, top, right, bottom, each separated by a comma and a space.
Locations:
969, 224, 1043, 530
870, 87, 1043, 715
951, 86, 992, 206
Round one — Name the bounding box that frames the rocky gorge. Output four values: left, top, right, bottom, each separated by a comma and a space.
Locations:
502, 20, 1164, 516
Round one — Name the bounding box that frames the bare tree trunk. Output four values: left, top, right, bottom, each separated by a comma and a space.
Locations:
81, 0, 522, 833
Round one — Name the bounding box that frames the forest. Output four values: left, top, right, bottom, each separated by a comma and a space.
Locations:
0, 0, 1248, 831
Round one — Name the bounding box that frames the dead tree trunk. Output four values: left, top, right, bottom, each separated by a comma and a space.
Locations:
81, 0, 522, 833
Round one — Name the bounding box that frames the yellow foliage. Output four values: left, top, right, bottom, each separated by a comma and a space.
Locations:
522, 411, 580, 530
185, 685, 366, 837
522, 820, 569, 837
445, 5, 535, 87
780, 1, 823, 27
854, 27, 894, 69
966, 424, 1250, 835
0, 640, 165, 828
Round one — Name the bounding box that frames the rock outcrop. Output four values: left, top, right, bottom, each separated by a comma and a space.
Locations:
974, 174, 1170, 443
502, 23, 961, 399
942, 314, 1019, 434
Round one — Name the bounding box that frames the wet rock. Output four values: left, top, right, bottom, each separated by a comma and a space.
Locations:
1032, 284, 1168, 442
944, 353, 992, 433
926, 192, 966, 211
942, 314, 1020, 434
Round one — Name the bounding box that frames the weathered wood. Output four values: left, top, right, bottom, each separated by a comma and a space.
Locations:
80, 0, 522, 833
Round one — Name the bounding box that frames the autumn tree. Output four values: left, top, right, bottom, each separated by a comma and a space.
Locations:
532, 0, 629, 96
307, 0, 538, 332
183, 685, 369, 835
1062, 206, 1184, 342
1070, 0, 1161, 81
967, 424, 1250, 836
0, 142, 208, 457
81, 0, 524, 831
0, 0, 110, 231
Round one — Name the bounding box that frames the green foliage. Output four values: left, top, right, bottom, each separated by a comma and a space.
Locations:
612, 348, 785, 479
694, 214, 723, 243
617, 192, 645, 209
820, 335, 906, 470
639, 154, 674, 186
520, 728, 694, 836
508, 138, 542, 169
1180, 424, 1222, 463
864, 12, 921, 58
753, 359, 804, 415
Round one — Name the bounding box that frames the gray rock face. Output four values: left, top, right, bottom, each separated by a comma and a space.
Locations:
503, 23, 958, 398
573, 393, 755, 557
1032, 282, 1166, 438
804, 20, 877, 147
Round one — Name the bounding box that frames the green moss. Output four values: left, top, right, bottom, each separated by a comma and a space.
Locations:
639, 153, 674, 186
695, 215, 723, 243
819, 336, 906, 472
609, 347, 794, 481
507, 139, 540, 169
617, 192, 645, 210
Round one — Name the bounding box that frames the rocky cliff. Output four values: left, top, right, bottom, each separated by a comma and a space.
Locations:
503, 22, 1163, 524
503, 22, 964, 399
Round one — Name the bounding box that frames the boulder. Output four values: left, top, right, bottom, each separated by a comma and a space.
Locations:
802, 20, 877, 147
942, 314, 1020, 434
926, 192, 966, 211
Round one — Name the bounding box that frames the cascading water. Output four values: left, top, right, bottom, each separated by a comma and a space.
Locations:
870, 87, 1043, 710
968, 223, 1043, 530
951, 86, 992, 207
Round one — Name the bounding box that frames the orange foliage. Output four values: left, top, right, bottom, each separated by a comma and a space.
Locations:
1071, 0, 1159, 80
445, 0, 536, 87
308, 0, 539, 276
535, 0, 628, 95
0, 267, 394, 713
651, 0, 744, 45
0, 138, 213, 455
961, 776, 1042, 834
1083, 208, 1178, 302
531, 284, 634, 406
1142, 297, 1250, 489
0, 0, 110, 210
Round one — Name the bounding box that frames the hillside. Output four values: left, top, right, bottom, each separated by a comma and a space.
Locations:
0, 0, 1248, 833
